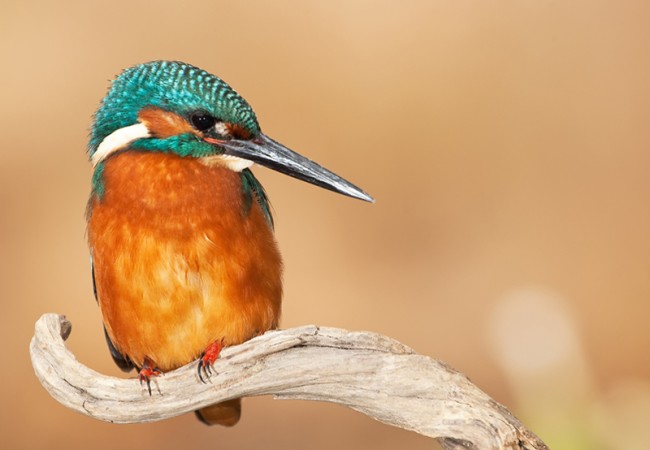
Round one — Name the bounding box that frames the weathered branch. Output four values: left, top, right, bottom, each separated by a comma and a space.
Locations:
30, 313, 547, 450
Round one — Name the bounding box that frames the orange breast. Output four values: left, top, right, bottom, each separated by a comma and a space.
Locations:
87, 151, 282, 371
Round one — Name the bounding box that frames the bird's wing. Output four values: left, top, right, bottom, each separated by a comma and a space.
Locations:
91, 256, 135, 372
103, 326, 135, 372
241, 168, 274, 228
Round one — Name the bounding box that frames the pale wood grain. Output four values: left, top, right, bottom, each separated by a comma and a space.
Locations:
30, 313, 548, 450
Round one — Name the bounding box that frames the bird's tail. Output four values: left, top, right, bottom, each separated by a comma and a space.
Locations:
195, 398, 242, 426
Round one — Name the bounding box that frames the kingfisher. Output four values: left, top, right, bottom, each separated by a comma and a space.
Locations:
86, 61, 372, 427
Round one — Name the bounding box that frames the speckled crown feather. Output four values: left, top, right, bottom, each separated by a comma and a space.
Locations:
89, 61, 260, 154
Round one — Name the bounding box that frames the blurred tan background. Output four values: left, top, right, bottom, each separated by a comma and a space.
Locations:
2, 1, 649, 449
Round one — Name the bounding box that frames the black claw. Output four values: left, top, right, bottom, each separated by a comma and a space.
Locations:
198, 352, 207, 383
138, 374, 153, 395
138, 363, 161, 396
197, 352, 216, 384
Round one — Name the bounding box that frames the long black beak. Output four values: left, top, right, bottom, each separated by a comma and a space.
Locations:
211, 133, 374, 203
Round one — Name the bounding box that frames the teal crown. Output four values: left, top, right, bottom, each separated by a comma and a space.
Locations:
89, 61, 260, 155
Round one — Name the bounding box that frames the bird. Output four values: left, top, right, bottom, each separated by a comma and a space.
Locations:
86, 60, 373, 426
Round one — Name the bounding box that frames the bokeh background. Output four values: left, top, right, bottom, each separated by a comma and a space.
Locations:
2, 1, 649, 449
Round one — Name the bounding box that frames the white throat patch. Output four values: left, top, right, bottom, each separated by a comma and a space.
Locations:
91, 123, 151, 167
200, 154, 254, 172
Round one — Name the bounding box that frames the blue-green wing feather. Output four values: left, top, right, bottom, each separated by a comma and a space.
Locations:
241, 168, 273, 228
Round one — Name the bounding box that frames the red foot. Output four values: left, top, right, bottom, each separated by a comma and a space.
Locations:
198, 340, 223, 383
138, 358, 162, 395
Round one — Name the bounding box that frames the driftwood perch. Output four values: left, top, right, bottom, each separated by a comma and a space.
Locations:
30, 313, 548, 450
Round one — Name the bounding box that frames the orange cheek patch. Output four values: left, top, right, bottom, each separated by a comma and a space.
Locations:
138, 107, 198, 138
226, 123, 252, 140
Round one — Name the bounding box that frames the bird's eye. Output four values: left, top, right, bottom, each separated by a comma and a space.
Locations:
190, 111, 217, 132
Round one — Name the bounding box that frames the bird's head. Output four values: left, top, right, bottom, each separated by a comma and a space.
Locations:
89, 60, 373, 202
